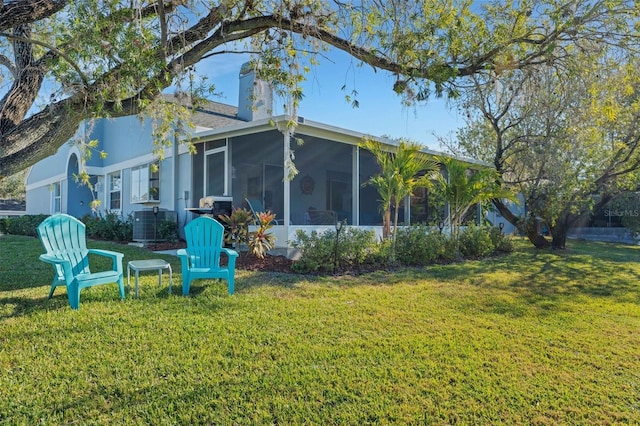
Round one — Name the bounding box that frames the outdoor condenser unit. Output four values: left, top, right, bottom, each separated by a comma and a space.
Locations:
133, 209, 178, 242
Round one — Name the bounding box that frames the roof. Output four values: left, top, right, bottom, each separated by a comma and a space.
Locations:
162, 93, 490, 168
161, 94, 245, 130
0, 199, 26, 212
192, 101, 244, 129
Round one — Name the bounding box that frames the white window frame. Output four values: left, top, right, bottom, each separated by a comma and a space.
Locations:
51, 181, 61, 213
131, 162, 160, 203
204, 143, 228, 196
108, 171, 122, 210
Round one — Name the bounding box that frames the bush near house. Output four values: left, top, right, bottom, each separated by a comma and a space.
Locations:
292, 225, 514, 274
458, 225, 496, 259
394, 225, 448, 265
0, 214, 48, 237
291, 227, 380, 273
81, 211, 133, 242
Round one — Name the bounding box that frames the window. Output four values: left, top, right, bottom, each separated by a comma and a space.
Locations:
131, 162, 160, 203
51, 182, 61, 213
205, 141, 227, 196
108, 171, 121, 210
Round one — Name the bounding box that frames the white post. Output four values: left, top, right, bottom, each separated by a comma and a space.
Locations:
283, 128, 291, 236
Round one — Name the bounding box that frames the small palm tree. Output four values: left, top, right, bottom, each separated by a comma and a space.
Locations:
361, 138, 438, 241
433, 156, 518, 239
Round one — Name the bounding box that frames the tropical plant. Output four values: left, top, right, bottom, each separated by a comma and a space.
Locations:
360, 138, 437, 241
219, 208, 253, 253
249, 211, 277, 259
433, 156, 518, 241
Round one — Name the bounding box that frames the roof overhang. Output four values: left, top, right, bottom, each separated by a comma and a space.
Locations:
191, 115, 491, 168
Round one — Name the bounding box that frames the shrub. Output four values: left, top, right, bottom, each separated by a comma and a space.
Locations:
291, 229, 336, 273
82, 211, 132, 242
489, 226, 515, 253
2, 214, 49, 237
339, 227, 379, 268
395, 225, 448, 266
458, 225, 495, 259
157, 218, 179, 243
292, 227, 379, 273
369, 236, 395, 268
440, 236, 460, 263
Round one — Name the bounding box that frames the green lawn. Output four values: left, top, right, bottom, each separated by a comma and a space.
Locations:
1, 234, 639, 424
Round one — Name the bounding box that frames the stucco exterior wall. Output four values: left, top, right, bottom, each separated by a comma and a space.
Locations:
26, 185, 55, 215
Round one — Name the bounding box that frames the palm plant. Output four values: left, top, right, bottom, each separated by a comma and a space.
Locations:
361, 138, 438, 241
433, 156, 518, 239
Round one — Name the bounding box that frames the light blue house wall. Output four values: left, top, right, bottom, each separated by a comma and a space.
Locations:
26, 116, 179, 222
92, 116, 156, 166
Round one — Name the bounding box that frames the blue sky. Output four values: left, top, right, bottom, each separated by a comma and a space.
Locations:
192, 49, 464, 150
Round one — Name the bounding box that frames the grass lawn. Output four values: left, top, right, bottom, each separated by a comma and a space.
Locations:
1, 234, 639, 424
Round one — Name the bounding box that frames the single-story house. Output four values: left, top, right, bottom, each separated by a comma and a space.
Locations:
26, 63, 490, 247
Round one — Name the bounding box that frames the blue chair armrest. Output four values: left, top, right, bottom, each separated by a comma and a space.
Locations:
176, 249, 195, 267
88, 249, 124, 273
39, 254, 71, 267
88, 249, 124, 260
39, 254, 74, 283
220, 248, 239, 259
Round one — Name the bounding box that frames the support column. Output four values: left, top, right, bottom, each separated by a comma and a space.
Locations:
353, 145, 359, 226
283, 128, 291, 236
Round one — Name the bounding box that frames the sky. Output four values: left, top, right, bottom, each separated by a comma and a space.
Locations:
190, 48, 464, 151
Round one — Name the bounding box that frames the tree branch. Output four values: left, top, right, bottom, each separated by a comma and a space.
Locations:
0, 0, 67, 31
0, 31, 89, 87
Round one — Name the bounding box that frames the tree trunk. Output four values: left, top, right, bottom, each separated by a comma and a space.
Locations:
527, 226, 552, 249
383, 208, 391, 239
550, 224, 568, 249
550, 212, 579, 250
492, 198, 551, 248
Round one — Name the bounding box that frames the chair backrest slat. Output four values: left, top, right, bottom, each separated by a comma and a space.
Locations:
184, 216, 224, 268
38, 214, 91, 275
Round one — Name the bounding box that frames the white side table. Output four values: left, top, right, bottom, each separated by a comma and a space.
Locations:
127, 259, 173, 298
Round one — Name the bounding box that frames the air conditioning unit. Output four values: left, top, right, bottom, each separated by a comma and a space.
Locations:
133, 209, 178, 242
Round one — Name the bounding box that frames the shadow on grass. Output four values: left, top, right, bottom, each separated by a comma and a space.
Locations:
0, 295, 53, 319
235, 270, 311, 292
426, 240, 640, 310
0, 235, 181, 292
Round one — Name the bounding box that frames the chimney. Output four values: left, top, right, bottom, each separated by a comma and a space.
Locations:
238, 62, 273, 121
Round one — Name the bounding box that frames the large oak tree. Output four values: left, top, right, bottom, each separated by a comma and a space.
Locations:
1, 0, 637, 177
452, 48, 640, 249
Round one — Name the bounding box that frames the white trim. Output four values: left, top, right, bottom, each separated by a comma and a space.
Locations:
65, 146, 83, 177
27, 148, 173, 191
51, 181, 62, 214
107, 170, 122, 210
193, 115, 491, 168
25, 173, 66, 191
201, 139, 229, 196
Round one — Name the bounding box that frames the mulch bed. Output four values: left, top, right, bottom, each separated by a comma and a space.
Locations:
146, 241, 295, 273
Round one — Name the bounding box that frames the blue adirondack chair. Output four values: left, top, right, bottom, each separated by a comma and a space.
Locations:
37, 214, 125, 309
177, 216, 238, 296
